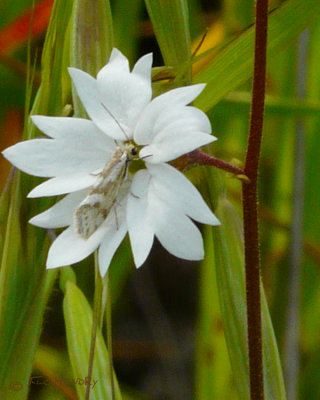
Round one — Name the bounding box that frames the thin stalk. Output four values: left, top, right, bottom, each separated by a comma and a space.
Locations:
189, 150, 247, 177
106, 274, 115, 400
242, 0, 268, 399
85, 254, 103, 400
172, 150, 247, 177
283, 29, 308, 400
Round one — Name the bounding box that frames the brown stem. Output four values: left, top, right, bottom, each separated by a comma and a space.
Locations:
171, 149, 248, 178
189, 150, 247, 176
242, 0, 268, 399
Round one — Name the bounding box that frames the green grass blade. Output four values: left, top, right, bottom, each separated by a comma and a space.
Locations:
210, 178, 286, 400
70, 0, 114, 76
217, 91, 320, 117
27, 0, 73, 123
70, 0, 114, 117
195, 225, 234, 399
195, 0, 320, 110
0, 0, 73, 397
0, 172, 57, 399
63, 278, 122, 400
145, 0, 192, 83
113, 0, 144, 62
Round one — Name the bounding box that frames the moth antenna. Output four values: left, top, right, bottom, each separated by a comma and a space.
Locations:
139, 154, 152, 160
100, 102, 130, 141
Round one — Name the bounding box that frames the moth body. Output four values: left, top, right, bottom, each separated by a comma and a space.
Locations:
74, 143, 138, 238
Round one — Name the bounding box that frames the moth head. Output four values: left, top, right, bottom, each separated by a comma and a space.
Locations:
126, 143, 139, 160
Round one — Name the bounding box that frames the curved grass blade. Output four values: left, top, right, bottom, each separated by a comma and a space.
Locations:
195, 0, 320, 110
145, 0, 192, 84
62, 277, 122, 400
211, 188, 287, 400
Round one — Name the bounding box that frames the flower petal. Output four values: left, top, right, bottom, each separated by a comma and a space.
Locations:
3, 118, 115, 178
69, 67, 130, 140
107, 48, 130, 71
28, 174, 97, 198
98, 206, 128, 277
97, 49, 152, 131
134, 84, 206, 144
152, 105, 212, 137
46, 224, 107, 268
140, 132, 216, 163
147, 163, 220, 225
149, 188, 205, 260
29, 189, 89, 228
127, 170, 154, 267
132, 53, 153, 81
31, 115, 114, 142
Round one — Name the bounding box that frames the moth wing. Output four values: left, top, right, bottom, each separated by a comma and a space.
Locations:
73, 147, 130, 239
74, 167, 125, 238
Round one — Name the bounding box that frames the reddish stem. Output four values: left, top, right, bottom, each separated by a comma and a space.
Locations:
172, 149, 248, 178
189, 150, 247, 176
242, 0, 268, 399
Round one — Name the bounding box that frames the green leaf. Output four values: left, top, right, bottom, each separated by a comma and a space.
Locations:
195, 0, 320, 110
195, 225, 234, 399
113, 0, 144, 62
210, 182, 287, 400
70, 0, 114, 117
0, 1, 73, 397
145, 0, 192, 84
0, 171, 58, 399
27, 0, 73, 126
217, 91, 320, 117
63, 280, 122, 400
70, 0, 114, 75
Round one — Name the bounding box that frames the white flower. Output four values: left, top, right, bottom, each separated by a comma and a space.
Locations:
2, 48, 220, 276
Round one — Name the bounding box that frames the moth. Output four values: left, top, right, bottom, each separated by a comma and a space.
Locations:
74, 143, 139, 239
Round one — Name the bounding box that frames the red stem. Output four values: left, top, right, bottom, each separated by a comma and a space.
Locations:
189, 150, 247, 176
242, 1, 268, 399
172, 149, 248, 178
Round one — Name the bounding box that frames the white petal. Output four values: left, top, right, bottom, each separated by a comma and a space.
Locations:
136, 104, 215, 163
29, 189, 89, 228
31, 115, 114, 142
134, 84, 206, 144
132, 53, 153, 80
149, 189, 205, 260
97, 51, 152, 131
98, 207, 128, 277
28, 174, 96, 197
107, 48, 130, 71
69, 67, 130, 140
2, 121, 115, 178
46, 224, 107, 269
152, 106, 212, 137
140, 132, 216, 163
147, 163, 220, 226
127, 170, 154, 267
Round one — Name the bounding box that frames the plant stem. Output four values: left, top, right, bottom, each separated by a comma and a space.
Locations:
85, 254, 103, 400
106, 274, 115, 400
283, 28, 308, 400
172, 149, 248, 178
190, 150, 247, 177
242, 0, 268, 399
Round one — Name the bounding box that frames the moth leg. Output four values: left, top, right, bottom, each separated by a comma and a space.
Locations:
130, 191, 140, 199
90, 171, 101, 177
112, 205, 119, 230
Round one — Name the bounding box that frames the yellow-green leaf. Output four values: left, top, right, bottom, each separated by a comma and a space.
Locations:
63, 280, 122, 400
